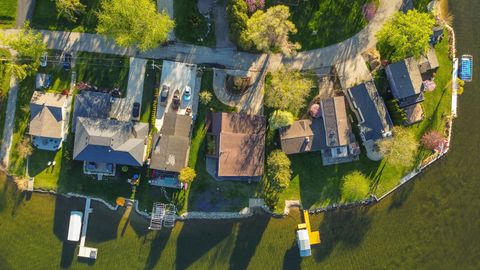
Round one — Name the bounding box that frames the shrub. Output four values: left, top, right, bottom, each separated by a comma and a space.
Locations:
227, 0, 252, 50
179, 167, 197, 184
421, 130, 446, 150
341, 171, 370, 202
266, 150, 291, 190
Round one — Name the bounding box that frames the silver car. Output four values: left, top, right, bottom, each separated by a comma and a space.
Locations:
160, 85, 170, 106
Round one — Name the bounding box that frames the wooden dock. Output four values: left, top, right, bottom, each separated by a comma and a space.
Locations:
78, 198, 98, 259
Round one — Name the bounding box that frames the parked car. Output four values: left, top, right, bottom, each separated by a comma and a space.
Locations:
183, 86, 191, 102
40, 52, 48, 67
132, 102, 140, 119
172, 90, 180, 110
160, 85, 170, 106
63, 53, 72, 70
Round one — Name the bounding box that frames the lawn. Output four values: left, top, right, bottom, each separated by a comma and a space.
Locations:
0, 0, 16, 28
0, 49, 12, 146
173, 0, 216, 46
31, 0, 100, 32
266, 0, 373, 51
270, 32, 452, 212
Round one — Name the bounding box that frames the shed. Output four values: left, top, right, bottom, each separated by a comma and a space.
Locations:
67, 211, 83, 242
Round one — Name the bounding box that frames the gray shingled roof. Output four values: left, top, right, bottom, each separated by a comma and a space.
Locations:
279, 119, 324, 155
386, 57, 423, 99
29, 91, 67, 139
72, 91, 112, 132
347, 81, 393, 142
150, 113, 192, 172
73, 117, 148, 166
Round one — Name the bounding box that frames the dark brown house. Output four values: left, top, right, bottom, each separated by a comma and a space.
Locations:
208, 112, 266, 180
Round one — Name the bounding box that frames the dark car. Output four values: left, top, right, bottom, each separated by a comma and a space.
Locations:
132, 102, 140, 119
63, 53, 72, 70
160, 85, 170, 106
172, 89, 180, 110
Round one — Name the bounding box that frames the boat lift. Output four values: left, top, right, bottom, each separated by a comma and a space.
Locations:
296, 210, 321, 257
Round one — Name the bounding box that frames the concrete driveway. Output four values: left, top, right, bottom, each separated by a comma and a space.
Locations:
155, 61, 197, 130
110, 57, 147, 121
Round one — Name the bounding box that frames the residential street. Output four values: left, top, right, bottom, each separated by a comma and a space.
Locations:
1, 0, 402, 73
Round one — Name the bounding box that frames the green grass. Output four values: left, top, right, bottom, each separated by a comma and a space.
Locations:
266, 0, 370, 51
270, 34, 452, 212
31, 0, 100, 32
0, 0, 17, 28
0, 49, 12, 145
74, 52, 130, 93
173, 0, 216, 46
140, 61, 161, 123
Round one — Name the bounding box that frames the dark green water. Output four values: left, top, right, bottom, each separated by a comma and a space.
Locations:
1, 1, 480, 269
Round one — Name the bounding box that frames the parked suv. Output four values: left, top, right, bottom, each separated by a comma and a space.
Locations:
160, 85, 170, 106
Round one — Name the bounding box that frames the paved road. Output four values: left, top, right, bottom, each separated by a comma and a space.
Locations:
0, 76, 19, 168
1, 0, 402, 72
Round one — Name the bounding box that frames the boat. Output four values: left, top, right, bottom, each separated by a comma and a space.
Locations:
459, 54, 473, 82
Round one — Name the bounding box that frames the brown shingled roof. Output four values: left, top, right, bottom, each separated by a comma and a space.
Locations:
211, 112, 266, 177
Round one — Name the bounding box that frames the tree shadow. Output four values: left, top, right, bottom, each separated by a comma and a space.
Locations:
228, 211, 270, 269
175, 219, 234, 270
313, 206, 372, 262
388, 179, 415, 211
143, 230, 172, 270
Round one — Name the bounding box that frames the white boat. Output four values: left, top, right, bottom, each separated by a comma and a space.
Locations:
67, 211, 83, 242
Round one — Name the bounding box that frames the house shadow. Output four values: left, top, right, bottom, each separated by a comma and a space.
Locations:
175, 219, 234, 270
313, 206, 372, 262
228, 211, 269, 269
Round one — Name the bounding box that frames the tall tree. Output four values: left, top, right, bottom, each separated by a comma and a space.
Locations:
56, 0, 86, 22
265, 66, 313, 114
341, 171, 370, 202
0, 23, 46, 79
96, 0, 175, 51
376, 10, 435, 62
378, 127, 419, 167
269, 110, 293, 130
266, 150, 291, 190
245, 5, 300, 56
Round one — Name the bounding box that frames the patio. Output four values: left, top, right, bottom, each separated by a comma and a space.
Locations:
83, 161, 116, 178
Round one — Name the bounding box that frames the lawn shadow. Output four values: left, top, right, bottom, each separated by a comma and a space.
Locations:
313, 206, 372, 262
229, 211, 270, 269
282, 242, 302, 270
60, 241, 77, 268
175, 219, 234, 269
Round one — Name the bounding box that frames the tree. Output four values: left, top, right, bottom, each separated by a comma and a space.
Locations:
199, 91, 212, 105
96, 0, 175, 52
56, 0, 86, 22
0, 23, 46, 79
265, 66, 314, 114
18, 137, 33, 158
376, 10, 435, 62
378, 127, 419, 167
266, 150, 291, 190
269, 110, 293, 129
245, 5, 300, 56
421, 130, 446, 150
341, 171, 370, 202
226, 0, 252, 50
178, 167, 196, 184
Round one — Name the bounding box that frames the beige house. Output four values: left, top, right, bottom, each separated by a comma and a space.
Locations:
29, 91, 69, 151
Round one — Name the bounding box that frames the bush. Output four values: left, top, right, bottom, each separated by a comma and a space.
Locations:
269, 110, 294, 130
386, 99, 407, 125
266, 150, 291, 190
341, 171, 370, 202
421, 130, 446, 150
